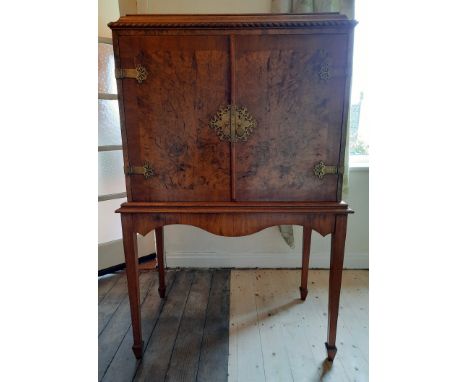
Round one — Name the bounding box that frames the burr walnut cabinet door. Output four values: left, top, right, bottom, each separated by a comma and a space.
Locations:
234, 34, 349, 201
118, 35, 231, 202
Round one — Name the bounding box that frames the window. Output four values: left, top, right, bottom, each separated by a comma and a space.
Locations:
349, 2, 369, 166
98, 39, 126, 245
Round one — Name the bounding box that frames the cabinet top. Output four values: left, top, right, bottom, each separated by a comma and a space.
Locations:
108, 13, 356, 30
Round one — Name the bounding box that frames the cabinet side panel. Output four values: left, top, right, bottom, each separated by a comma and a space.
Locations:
113, 30, 133, 200
235, 34, 348, 201
118, 34, 231, 201
336, 29, 354, 202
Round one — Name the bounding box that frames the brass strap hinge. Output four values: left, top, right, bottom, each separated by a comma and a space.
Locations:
125, 162, 155, 179
115, 65, 148, 83
313, 161, 344, 179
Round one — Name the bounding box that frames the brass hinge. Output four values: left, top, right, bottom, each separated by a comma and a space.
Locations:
313, 161, 343, 179
115, 65, 148, 83
125, 162, 155, 179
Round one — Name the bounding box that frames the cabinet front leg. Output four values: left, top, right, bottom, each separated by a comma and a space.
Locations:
155, 227, 166, 298
300, 226, 312, 300
326, 215, 348, 362
121, 214, 143, 359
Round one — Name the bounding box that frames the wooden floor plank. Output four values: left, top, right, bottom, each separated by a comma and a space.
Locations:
251, 269, 350, 382
98, 271, 155, 381
229, 271, 266, 382
101, 270, 177, 382
339, 271, 370, 362
165, 270, 213, 382
197, 270, 230, 382
98, 272, 122, 304
229, 270, 357, 382
134, 270, 195, 382
282, 270, 351, 382
264, 270, 326, 382
99, 272, 130, 336
254, 270, 294, 382
307, 270, 368, 381
227, 275, 239, 382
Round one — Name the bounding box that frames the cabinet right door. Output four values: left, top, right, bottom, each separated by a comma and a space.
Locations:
234, 33, 349, 201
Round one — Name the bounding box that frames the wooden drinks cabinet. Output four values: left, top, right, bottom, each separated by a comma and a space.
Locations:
109, 13, 356, 362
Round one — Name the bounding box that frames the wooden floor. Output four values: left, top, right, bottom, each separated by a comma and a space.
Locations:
98, 269, 368, 382
99, 269, 230, 382
229, 270, 368, 382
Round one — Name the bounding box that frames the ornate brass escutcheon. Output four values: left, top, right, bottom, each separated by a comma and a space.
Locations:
209, 105, 257, 143
115, 65, 148, 83
125, 161, 155, 179
313, 161, 343, 180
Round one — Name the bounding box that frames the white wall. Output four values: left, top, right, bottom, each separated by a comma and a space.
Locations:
98, 0, 119, 39
137, 0, 272, 14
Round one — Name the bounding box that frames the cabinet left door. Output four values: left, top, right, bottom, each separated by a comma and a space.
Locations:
116, 34, 231, 202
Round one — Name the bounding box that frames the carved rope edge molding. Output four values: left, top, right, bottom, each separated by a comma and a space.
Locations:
108, 20, 357, 29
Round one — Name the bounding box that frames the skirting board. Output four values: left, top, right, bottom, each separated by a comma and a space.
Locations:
165, 251, 369, 269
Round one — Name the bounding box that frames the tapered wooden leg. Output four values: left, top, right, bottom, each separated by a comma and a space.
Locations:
121, 214, 143, 359
326, 215, 348, 362
155, 227, 166, 298
300, 226, 312, 300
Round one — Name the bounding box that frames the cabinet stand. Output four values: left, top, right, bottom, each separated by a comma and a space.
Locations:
118, 201, 352, 361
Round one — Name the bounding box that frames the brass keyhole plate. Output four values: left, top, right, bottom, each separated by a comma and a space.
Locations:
209, 105, 256, 143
